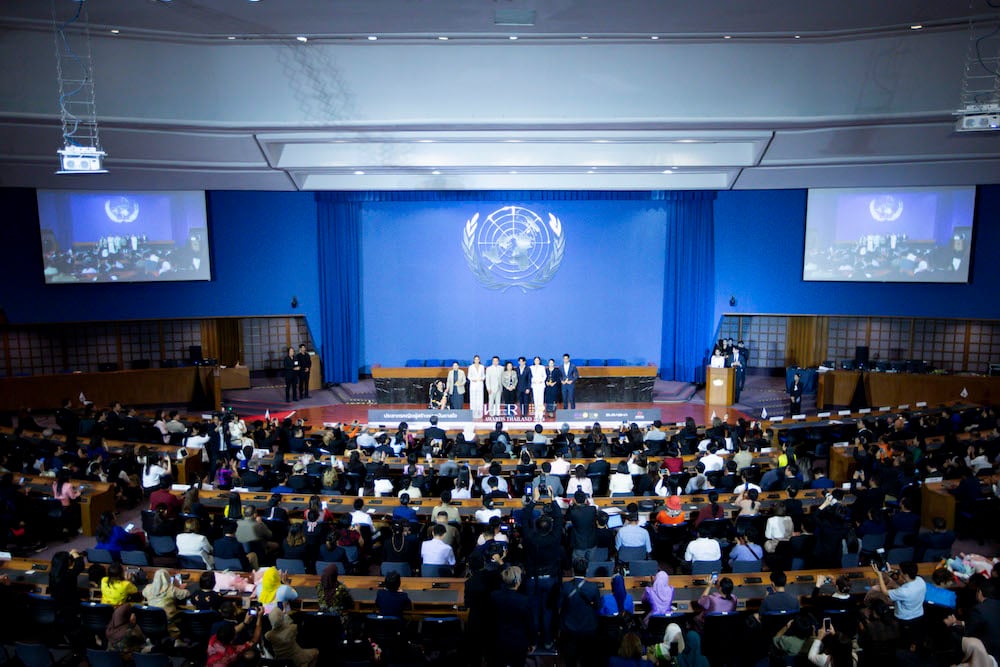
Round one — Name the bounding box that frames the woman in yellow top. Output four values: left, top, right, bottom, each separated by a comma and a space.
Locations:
255, 566, 299, 614
101, 563, 138, 606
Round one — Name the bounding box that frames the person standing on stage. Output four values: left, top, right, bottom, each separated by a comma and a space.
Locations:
283, 347, 300, 403
467, 355, 486, 419
529, 356, 547, 419
485, 356, 503, 416
545, 358, 563, 418
515, 357, 531, 417
560, 354, 580, 409
729, 343, 745, 403
295, 344, 312, 399
445, 362, 467, 410
789, 373, 803, 416
501, 361, 518, 406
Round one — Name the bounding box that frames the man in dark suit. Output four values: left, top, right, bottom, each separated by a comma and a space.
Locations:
586, 451, 610, 478
789, 373, 803, 415
560, 354, 580, 409
423, 415, 447, 454
730, 343, 746, 402
567, 491, 598, 561
489, 566, 536, 666
295, 344, 312, 399
515, 356, 531, 417
214, 521, 253, 571
282, 347, 299, 402
559, 557, 601, 666
521, 496, 564, 650
966, 579, 1000, 659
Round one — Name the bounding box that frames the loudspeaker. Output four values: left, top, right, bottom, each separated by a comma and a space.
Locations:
188, 345, 203, 362
854, 346, 869, 366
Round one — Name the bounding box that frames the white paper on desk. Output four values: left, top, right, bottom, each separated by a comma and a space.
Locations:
838, 410, 851, 416
0, 551, 11, 561
232, 487, 249, 493
171, 484, 191, 492
827, 420, 842, 425
925, 476, 943, 484
916, 402, 927, 408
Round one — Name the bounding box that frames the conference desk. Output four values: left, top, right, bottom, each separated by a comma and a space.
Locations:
0, 557, 936, 615
0, 366, 222, 412
16, 474, 115, 536
371, 365, 658, 404
172, 487, 844, 522
920, 476, 999, 531
817, 370, 1000, 409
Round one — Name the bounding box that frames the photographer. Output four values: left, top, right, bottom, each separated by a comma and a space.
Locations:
521, 488, 564, 651
207, 602, 263, 667
872, 560, 926, 642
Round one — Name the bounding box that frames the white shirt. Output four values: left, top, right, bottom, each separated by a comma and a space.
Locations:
176, 532, 214, 568
684, 537, 722, 562
142, 464, 167, 489
765, 516, 794, 541
350, 509, 374, 527
451, 486, 472, 500
608, 473, 634, 494
420, 538, 456, 566
549, 458, 571, 475
467, 364, 485, 383
373, 478, 394, 496
567, 477, 593, 497
733, 482, 762, 495
474, 508, 501, 524
701, 453, 725, 473
184, 433, 210, 449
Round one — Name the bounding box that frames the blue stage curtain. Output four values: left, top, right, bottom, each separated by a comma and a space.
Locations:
316, 195, 363, 384
658, 191, 716, 383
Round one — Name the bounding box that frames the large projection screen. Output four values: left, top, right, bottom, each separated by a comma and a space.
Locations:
803, 186, 976, 283
37, 190, 211, 284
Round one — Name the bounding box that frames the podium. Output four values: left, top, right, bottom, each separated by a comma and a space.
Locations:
706, 366, 735, 406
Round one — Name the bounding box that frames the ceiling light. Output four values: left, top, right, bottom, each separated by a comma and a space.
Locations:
509, 36, 518, 40
794, 35, 801, 39
723, 35, 732, 39
587, 170, 595, 174
504, 139, 522, 143
662, 169, 674, 174
676, 139, 700, 143
592, 139, 609, 143
227, 36, 236, 40
416, 139, 434, 143
296, 36, 308, 42
431, 170, 441, 175
247, 0, 260, 3
509, 170, 518, 174
910, 24, 923, 30
367, 35, 378, 41
437, 36, 449, 41
650, 36, 660, 40
579, 36, 589, 40
353, 170, 365, 175
110, 29, 120, 34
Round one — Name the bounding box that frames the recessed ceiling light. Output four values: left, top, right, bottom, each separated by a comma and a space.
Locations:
110, 29, 120, 34
296, 36, 308, 42
910, 24, 923, 30
227, 36, 236, 40
504, 139, 522, 143
650, 36, 660, 40
723, 35, 732, 39
509, 170, 518, 174
579, 36, 589, 40
431, 170, 441, 175
794, 35, 801, 39
676, 139, 699, 143
367, 35, 378, 41
662, 169, 674, 174
417, 139, 434, 143
587, 169, 595, 174
437, 36, 449, 41
509, 35, 518, 40
353, 170, 365, 175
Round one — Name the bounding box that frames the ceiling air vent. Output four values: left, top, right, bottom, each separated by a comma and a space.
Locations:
494, 9, 536, 26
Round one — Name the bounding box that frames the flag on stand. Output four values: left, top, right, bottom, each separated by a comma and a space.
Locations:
761, 407, 768, 419
960, 387, 969, 399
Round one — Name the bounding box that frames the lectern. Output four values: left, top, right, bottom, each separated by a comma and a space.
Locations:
706, 366, 735, 406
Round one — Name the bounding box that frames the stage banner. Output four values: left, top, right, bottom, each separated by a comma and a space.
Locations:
367, 409, 472, 424
555, 408, 661, 424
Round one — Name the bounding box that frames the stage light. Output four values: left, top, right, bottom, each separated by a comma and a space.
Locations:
367, 35, 378, 41
662, 169, 673, 174
579, 36, 589, 40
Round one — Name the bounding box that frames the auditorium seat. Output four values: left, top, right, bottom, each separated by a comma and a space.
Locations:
404, 359, 424, 367
425, 359, 443, 367
586, 358, 605, 367
627, 357, 646, 366
606, 359, 626, 366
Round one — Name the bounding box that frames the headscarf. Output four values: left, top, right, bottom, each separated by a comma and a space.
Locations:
142, 569, 175, 607
105, 603, 138, 644
258, 567, 281, 604
677, 629, 709, 667
320, 563, 341, 608
611, 574, 628, 615
643, 571, 674, 615
659, 623, 685, 656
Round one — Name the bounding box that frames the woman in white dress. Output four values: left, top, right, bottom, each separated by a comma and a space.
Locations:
529, 356, 547, 419
467, 355, 486, 419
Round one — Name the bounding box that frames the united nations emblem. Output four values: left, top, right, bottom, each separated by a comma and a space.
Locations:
105, 196, 140, 224
869, 195, 903, 222
462, 206, 566, 291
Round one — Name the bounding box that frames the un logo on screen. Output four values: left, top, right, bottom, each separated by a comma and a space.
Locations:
104, 196, 140, 224
462, 206, 566, 292
869, 195, 903, 222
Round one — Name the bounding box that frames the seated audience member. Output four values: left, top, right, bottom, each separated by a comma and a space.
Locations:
316, 563, 354, 626
236, 505, 276, 556
191, 571, 222, 611
420, 523, 457, 570
765, 503, 795, 552
475, 515, 507, 549
965, 579, 1000, 659
735, 488, 761, 516
809, 574, 853, 611
94, 511, 140, 558
256, 567, 299, 613
599, 573, 636, 616
215, 521, 254, 571
567, 465, 594, 498
655, 495, 685, 525
149, 479, 182, 516
692, 490, 725, 527
608, 461, 634, 496
772, 613, 815, 658
282, 523, 309, 561
266, 606, 319, 667
375, 570, 412, 617
917, 517, 956, 559
642, 571, 675, 617
177, 518, 214, 569
206, 611, 263, 667
615, 513, 652, 556
698, 576, 738, 615
392, 493, 418, 523
683, 525, 721, 566
474, 497, 501, 524
759, 570, 800, 615
923, 568, 957, 609
729, 529, 764, 566
142, 568, 190, 639
808, 628, 856, 667
105, 603, 146, 660
101, 562, 139, 606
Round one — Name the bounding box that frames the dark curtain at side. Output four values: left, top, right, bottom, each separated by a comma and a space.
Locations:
659, 192, 717, 383
316, 197, 362, 384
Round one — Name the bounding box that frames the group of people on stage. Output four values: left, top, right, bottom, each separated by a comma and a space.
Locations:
430, 354, 581, 419
282, 344, 313, 403
709, 338, 748, 402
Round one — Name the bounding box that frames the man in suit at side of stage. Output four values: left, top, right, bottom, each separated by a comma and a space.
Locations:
729, 341, 746, 403
516, 356, 531, 417
445, 362, 467, 409
485, 355, 503, 417
282, 346, 299, 402
295, 343, 312, 399
789, 373, 803, 416
560, 354, 580, 409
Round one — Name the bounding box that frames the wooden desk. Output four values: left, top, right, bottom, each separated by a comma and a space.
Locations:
220, 366, 251, 390
371, 365, 657, 404
921, 476, 999, 530
0, 366, 221, 412
817, 371, 1000, 410
829, 445, 856, 484
817, 371, 862, 409
17, 474, 114, 537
